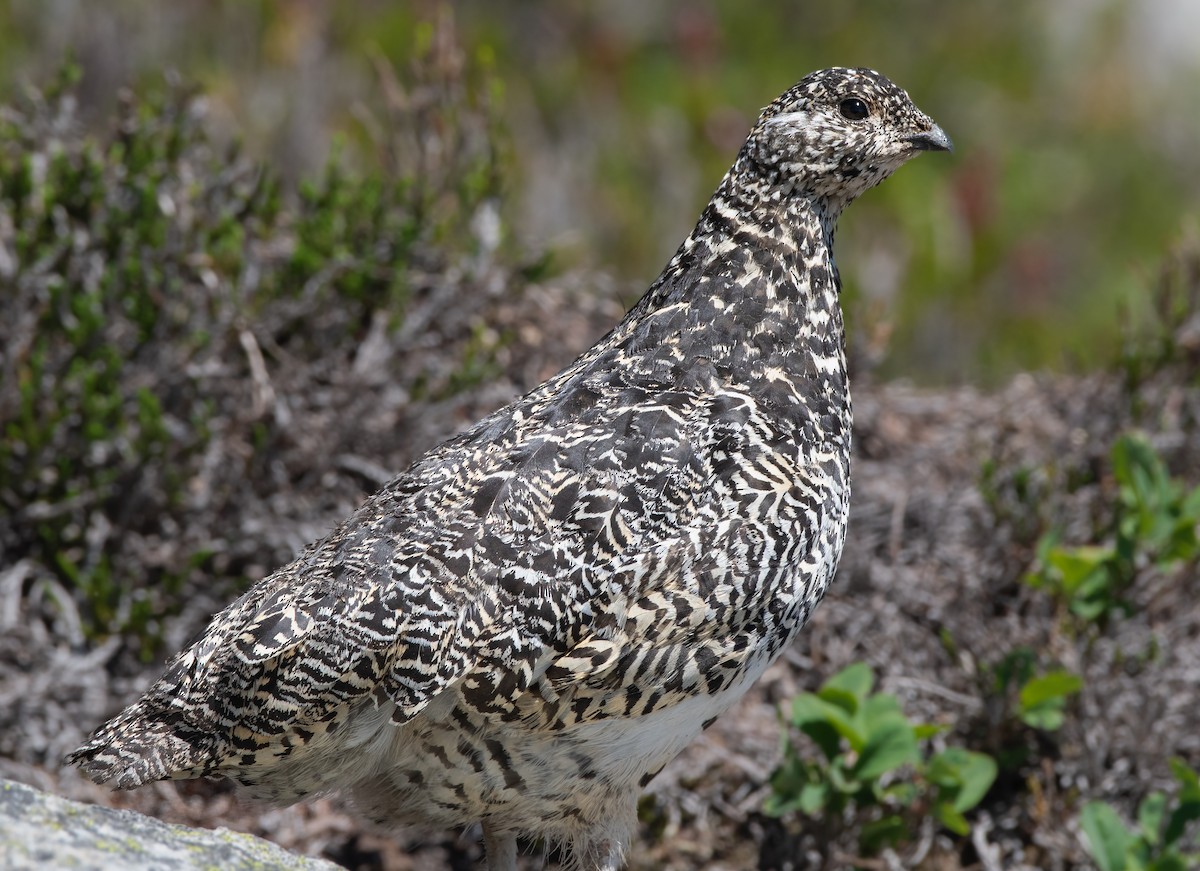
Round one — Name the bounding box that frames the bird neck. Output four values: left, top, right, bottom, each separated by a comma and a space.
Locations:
623, 164, 848, 394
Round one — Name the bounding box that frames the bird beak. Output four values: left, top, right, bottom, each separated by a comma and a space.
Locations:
906, 123, 953, 153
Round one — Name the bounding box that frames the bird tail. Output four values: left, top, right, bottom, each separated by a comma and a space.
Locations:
64, 698, 221, 789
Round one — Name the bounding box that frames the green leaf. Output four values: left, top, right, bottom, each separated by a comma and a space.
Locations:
991, 647, 1037, 693
828, 757, 861, 795
798, 781, 830, 816
767, 754, 831, 817
761, 792, 791, 816
1019, 670, 1083, 710
883, 780, 919, 807
1070, 595, 1112, 623
1047, 545, 1113, 596
767, 754, 810, 805
1020, 705, 1065, 731
1146, 855, 1189, 871
913, 723, 945, 740
823, 661, 875, 701
791, 693, 834, 727
817, 686, 860, 716
852, 720, 919, 781
1160, 760, 1200, 846
765, 755, 821, 817
860, 691, 907, 726
1081, 801, 1135, 871
1162, 801, 1200, 848
1018, 671, 1082, 731
1181, 485, 1200, 522
933, 801, 971, 836
860, 814, 910, 853
792, 693, 863, 754
1138, 792, 1167, 845
924, 752, 961, 787
801, 719, 843, 763
947, 750, 997, 812
1158, 518, 1199, 564
1168, 757, 1200, 801
1112, 434, 1159, 495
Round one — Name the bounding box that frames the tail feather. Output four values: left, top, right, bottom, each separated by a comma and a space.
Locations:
64, 700, 221, 789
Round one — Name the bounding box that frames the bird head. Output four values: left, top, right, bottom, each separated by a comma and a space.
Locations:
742, 67, 951, 214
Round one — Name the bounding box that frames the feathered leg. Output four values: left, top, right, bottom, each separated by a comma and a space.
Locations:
573, 804, 634, 871
591, 839, 625, 871
483, 823, 517, 871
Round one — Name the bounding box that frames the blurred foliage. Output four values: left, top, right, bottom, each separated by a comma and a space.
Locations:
0, 25, 512, 657
1, 1, 1198, 382
0, 65, 272, 654
771, 401, 1200, 864
767, 662, 997, 863
986, 648, 1083, 735
977, 645, 1084, 773
969, 423, 1200, 863
1081, 758, 1200, 871
1026, 433, 1200, 628
1120, 240, 1200, 391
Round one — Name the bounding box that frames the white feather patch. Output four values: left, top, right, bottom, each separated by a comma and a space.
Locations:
766, 110, 813, 129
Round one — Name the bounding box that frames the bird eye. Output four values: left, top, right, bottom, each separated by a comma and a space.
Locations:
839, 98, 870, 121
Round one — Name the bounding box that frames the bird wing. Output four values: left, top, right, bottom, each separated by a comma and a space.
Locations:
70, 371, 758, 785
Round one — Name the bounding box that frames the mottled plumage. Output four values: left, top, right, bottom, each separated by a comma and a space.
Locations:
68, 68, 950, 870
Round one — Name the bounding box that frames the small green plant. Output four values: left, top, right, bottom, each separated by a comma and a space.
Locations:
1080, 758, 1200, 871
766, 662, 997, 856
980, 457, 1050, 547
988, 647, 1084, 732
1026, 434, 1200, 626
1119, 244, 1200, 390
976, 647, 1084, 772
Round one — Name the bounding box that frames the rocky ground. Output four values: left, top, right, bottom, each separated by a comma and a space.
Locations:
0, 777, 339, 871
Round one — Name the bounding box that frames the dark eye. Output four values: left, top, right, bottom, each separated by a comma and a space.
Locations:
839, 97, 870, 121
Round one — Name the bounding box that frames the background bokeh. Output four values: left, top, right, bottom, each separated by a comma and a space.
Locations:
3, 0, 1198, 382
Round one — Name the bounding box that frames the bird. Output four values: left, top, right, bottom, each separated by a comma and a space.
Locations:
67, 67, 951, 870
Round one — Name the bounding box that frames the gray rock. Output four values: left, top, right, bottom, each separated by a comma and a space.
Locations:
0, 778, 340, 871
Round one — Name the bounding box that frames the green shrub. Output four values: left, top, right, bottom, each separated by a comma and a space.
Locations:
0, 67, 274, 653
1081, 758, 1200, 871
986, 647, 1083, 733
972, 646, 1085, 773
1026, 434, 1200, 627
0, 50, 514, 659
767, 662, 997, 856
1119, 245, 1200, 391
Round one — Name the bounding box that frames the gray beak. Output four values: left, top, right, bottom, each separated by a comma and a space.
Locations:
907, 123, 953, 153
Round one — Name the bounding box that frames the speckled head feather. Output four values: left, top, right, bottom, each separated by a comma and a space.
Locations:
738, 67, 951, 211
67, 69, 949, 871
